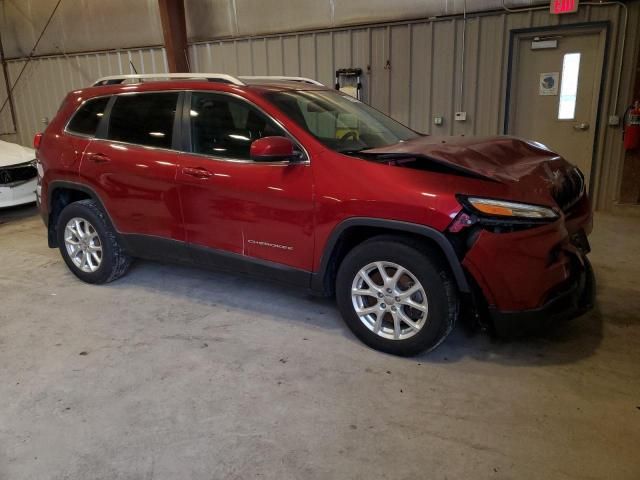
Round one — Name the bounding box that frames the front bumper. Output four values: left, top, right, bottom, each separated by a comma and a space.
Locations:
0, 178, 37, 208
489, 255, 595, 337
460, 194, 594, 336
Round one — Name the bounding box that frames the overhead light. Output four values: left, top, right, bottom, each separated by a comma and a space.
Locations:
531, 39, 558, 50
149, 132, 165, 137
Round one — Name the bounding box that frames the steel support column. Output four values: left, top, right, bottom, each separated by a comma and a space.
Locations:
0, 30, 17, 134
157, 0, 189, 72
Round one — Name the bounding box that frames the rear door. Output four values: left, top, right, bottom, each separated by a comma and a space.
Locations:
80, 91, 185, 246
61, 96, 111, 173
176, 91, 315, 271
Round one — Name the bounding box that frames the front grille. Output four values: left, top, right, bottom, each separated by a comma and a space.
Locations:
0, 162, 37, 185
552, 167, 584, 212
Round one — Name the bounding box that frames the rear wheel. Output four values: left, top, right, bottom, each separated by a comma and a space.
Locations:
336, 236, 458, 356
56, 199, 132, 284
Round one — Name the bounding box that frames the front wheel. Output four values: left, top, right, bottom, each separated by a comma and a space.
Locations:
335, 236, 458, 356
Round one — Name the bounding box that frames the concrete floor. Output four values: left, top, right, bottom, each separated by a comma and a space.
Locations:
1, 205, 639, 480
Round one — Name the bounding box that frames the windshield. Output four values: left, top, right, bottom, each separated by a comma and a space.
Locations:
266, 90, 420, 153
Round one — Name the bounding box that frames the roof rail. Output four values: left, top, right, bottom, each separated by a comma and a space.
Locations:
92, 73, 325, 88
239, 76, 324, 86
92, 73, 245, 87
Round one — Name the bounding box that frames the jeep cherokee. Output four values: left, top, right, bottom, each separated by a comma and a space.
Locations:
35, 73, 595, 356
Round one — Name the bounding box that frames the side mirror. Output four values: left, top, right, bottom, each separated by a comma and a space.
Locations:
250, 136, 298, 162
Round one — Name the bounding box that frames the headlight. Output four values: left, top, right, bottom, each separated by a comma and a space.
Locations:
464, 196, 558, 220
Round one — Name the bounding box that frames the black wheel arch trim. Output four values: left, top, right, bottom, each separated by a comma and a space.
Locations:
313, 217, 470, 294
46, 181, 116, 247
48, 180, 98, 210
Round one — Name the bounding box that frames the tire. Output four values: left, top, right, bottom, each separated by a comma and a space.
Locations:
56, 199, 132, 284
335, 235, 458, 356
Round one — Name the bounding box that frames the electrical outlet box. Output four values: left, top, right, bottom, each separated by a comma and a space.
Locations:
608, 115, 620, 126
433, 116, 444, 126
455, 111, 467, 121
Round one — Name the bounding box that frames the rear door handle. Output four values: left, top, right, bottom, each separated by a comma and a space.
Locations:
573, 122, 590, 131
87, 153, 111, 164
182, 166, 213, 179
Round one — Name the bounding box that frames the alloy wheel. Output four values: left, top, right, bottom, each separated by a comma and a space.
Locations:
351, 261, 429, 340
64, 217, 103, 273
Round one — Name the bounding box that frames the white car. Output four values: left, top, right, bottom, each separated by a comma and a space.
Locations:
0, 140, 37, 208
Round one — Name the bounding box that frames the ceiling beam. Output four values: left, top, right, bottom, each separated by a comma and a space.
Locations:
157, 0, 189, 72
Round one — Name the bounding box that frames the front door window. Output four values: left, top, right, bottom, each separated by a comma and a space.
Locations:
190, 92, 286, 159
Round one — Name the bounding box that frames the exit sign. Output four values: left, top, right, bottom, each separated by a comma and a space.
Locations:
550, 0, 579, 14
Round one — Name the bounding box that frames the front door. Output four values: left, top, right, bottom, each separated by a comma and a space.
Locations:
507, 26, 606, 187
176, 91, 315, 272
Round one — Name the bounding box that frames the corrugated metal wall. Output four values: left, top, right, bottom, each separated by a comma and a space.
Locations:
184, 0, 548, 43
1, 3, 638, 210
0, 47, 167, 144
1, 0, 545, 58
0, 0, 163, 59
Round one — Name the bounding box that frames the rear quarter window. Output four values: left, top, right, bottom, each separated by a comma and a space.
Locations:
66, 97, 110, 136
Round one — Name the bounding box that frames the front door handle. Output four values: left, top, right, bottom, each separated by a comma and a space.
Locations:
573, 122, 590, 131
87, 153, 111, 164
182, 166, 213, 179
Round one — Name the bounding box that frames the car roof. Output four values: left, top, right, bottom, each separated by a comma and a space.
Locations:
241, 79, 327, 91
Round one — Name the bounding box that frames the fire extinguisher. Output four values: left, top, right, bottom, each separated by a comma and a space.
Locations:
623, 100, 640, 151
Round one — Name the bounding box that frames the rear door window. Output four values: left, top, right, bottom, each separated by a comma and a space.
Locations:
67, 97, 110, 136
189, 92, 285, 159
107, 92, 179, 149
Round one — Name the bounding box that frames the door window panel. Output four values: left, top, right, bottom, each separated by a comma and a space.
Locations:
67, 96, 110, 136
558, 53, 581, 120
190, 92, 285, 159
107, 93, 179, 148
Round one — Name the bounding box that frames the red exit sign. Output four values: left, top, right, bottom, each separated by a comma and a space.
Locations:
550, 0, 579, 14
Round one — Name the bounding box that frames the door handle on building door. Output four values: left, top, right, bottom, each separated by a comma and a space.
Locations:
573, 122, 590, 131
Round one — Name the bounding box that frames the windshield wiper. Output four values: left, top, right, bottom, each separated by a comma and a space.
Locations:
339, 148, 368, 155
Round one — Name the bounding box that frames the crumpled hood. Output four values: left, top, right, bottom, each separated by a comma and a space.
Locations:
361, 135, 568, 183
0, 140, 36, 168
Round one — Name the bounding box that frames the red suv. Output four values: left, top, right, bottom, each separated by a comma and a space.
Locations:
35, 73, 594, 356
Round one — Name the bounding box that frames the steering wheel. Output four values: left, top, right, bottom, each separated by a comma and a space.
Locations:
339, 131, 358, 143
